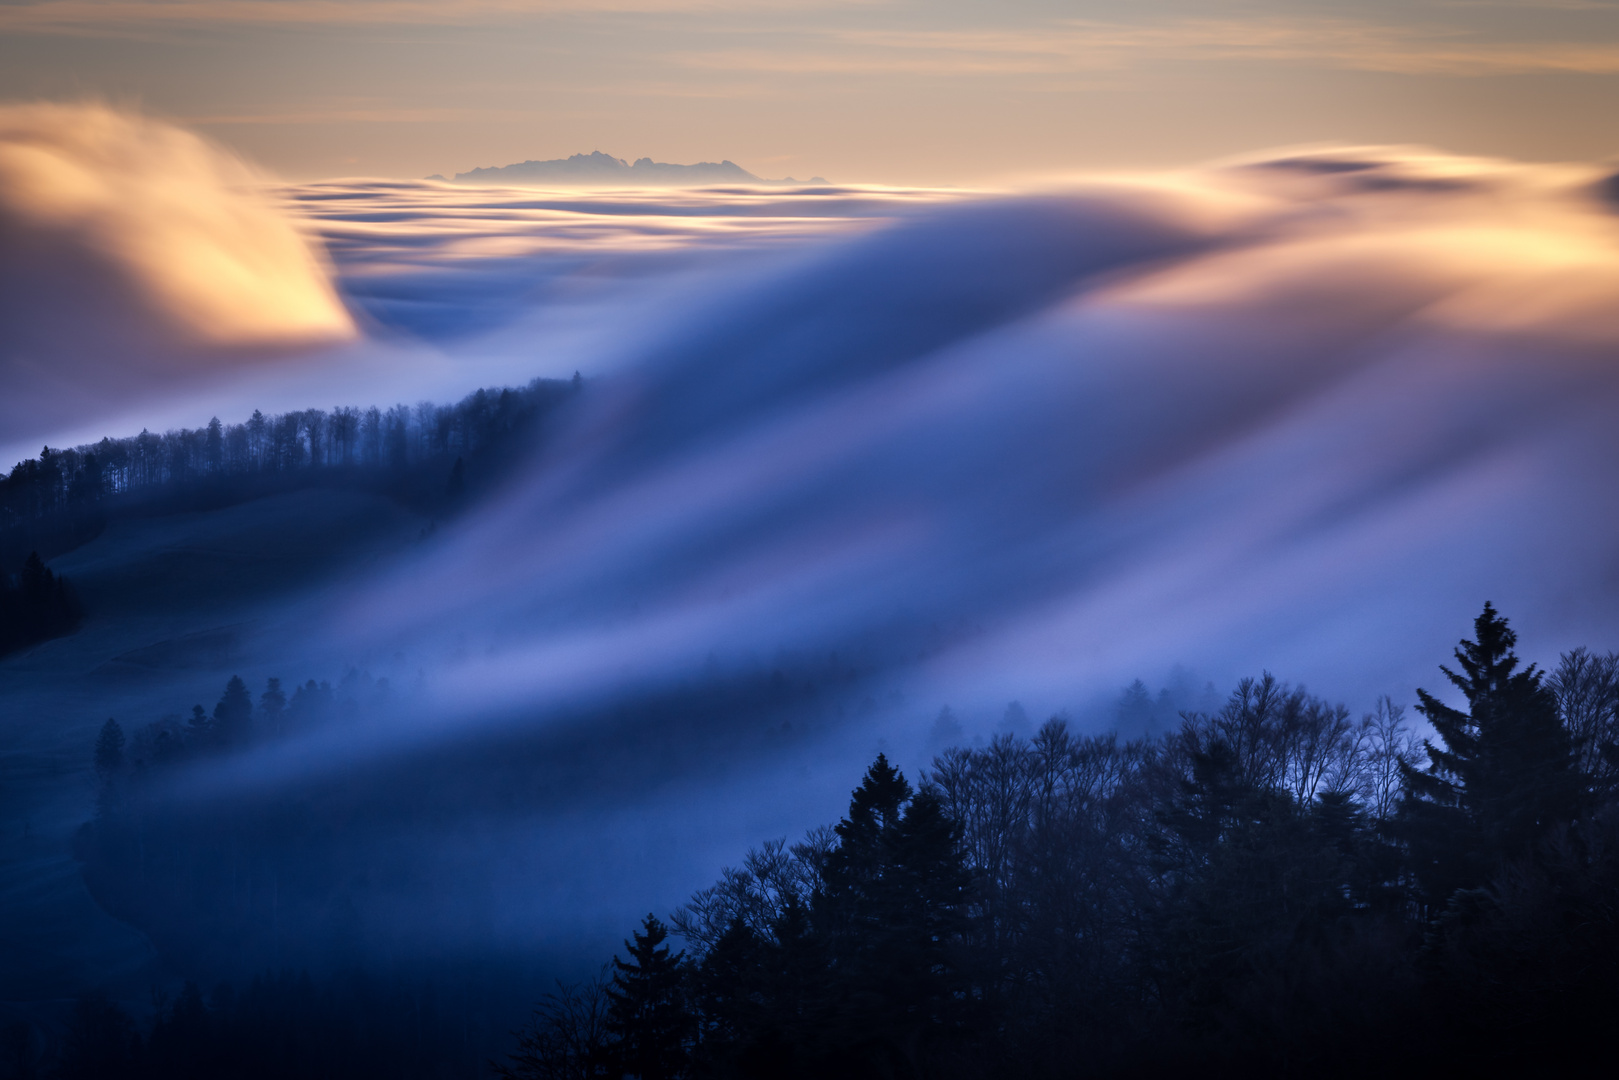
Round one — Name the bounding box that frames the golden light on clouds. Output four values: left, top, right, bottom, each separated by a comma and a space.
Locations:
0, 102, 355, 346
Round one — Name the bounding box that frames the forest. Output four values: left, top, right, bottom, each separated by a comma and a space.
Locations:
48, 603, 1619, 1078
0, 376, 579, 658
0, 375, 582, 569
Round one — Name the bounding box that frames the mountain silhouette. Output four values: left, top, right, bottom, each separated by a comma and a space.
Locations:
432, 150, 824, 187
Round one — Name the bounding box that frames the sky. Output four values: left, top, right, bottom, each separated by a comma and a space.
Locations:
3, 0, 1619, 183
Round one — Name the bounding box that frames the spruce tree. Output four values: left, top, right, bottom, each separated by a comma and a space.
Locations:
212, 675, 253, 748
607, 914, 692, 1080
815, 755, 973, 1075
1400, 603, 1579, 903
826, 752, 911, 884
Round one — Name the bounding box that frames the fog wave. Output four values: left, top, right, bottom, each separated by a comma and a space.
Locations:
0, 103, 354, 445
28, 142, 1619, 966
332, 149, 1619, 753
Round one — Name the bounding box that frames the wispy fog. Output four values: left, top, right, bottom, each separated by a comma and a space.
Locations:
10, 125, 1619, 982
336, 149, 1619, 744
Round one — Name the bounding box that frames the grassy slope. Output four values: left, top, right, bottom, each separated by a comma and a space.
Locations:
0, 488, 427, 1005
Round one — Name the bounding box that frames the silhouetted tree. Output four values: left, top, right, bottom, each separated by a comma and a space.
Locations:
1400, 603, 1580, 905
213, 676, 253, 749
496, 969, 613, 1080
607, 915, 693, 1080
811, 754, 974, 1076
1550, 646, 1619, 799
0, 551, 82, 657
65, 603, 1619, 1079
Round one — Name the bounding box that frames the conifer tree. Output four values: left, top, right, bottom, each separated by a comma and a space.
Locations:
185, 704, 212, 750
815, 755, 973, 1074
212, 676, 253, 748
607, 914, 692, 1080
826, 753, 910, 885
1400, 603, 1580, 903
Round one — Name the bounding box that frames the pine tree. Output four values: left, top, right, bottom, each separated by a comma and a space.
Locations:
1400, 603, 1580, 903
827, 753, 910, 881
607, 914, 692, 1080
815, 755, 973, 1075
212, 676, 253, 749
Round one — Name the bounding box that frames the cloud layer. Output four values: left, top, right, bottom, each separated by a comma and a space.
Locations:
132, 146, 1619, 962
18, 127, 1619, 966
326, 148, 1619, 748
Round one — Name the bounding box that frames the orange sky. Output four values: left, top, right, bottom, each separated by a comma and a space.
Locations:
2, 0, 1618, 182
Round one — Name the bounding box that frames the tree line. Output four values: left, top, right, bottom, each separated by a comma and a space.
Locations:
499, 603, 1619, 1079
78, 672, 394, 979
0, 376, 581, 565
51, 603, 1619, 1077
57, 671, 529, 1080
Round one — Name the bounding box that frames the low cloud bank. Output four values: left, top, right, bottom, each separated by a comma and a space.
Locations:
333, 148, 1619, 749
136, 146, 1619, 964
29, 138, 1619, 971
0, 102, 354, 447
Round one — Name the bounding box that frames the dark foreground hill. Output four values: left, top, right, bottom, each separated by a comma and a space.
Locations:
29, 602, 1619, 1079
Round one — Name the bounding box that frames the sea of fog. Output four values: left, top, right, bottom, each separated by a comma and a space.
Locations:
7, 105, 1619, 973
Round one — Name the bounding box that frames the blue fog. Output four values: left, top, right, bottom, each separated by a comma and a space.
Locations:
8, 134, 1619, 979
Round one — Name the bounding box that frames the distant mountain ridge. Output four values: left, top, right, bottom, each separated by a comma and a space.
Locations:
430, 150, 824, 187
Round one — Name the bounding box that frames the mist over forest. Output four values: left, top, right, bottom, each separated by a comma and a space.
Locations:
6, 104, 1619, 1077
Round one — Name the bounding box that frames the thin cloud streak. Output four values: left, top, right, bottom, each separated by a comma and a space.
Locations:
679, 17, 1619, 79
189, 107, 527, 126
0, 0, 868, 34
